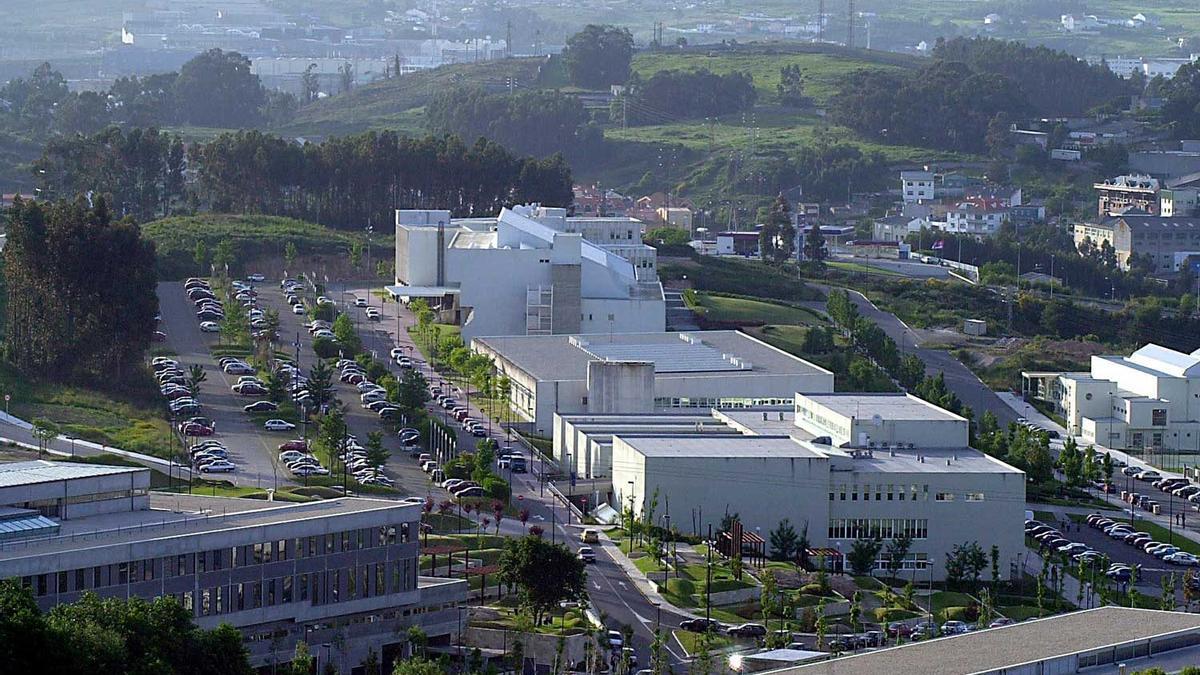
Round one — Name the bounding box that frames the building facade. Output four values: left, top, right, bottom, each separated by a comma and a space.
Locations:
0, 462, 466, 671
1073, 214, 1200, 271
390, 205, 665, 340
1095, 174, 1160, 217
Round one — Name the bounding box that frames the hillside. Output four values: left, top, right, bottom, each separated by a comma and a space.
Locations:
273, 57, 550, 138
141, 214, 363, 280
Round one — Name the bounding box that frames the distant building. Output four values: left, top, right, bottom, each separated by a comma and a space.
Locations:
389, 205, 665, 339
1073, 213, 1200, 271
1024, 343, 1200, 451
900, 171, 935, 203
655, 207, 693, 232
1095, 174, 1160, 217
945, 196, 1011, 237
1061, 14, 1101, 32
715, 231, 761, 257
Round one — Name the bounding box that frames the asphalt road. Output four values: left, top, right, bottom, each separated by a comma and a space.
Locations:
811, 284, 1020, 427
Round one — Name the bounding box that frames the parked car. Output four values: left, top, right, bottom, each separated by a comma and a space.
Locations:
454, 486, 486, 498
940, 620, 969, 635
243, 400, 279, 413
1136, 470, 1162, 481
989, 618, 1015, 628
264, 419, 295, 431
727, 623, 767, 639
199, 460, 237, 473
681, 618, 723, 633
279, 439, 309, 452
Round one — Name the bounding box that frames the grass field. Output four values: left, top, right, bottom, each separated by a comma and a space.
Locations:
142, 214, 361, 280
687, 292, 825, 326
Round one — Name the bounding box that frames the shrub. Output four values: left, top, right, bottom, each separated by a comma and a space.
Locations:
312, 337, 340, 359
798, 607, 817, 632
482, 476, 510, 501
313, 303, 335, 321
800, 583, 832, 596
665, 578, 695, 597
874, 607, 913, 622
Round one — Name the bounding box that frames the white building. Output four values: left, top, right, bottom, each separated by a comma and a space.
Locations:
390, 205, 665, 340
570, 393, 1024, 580
945, 197, 1011, 237
1023, 343, 1200, 452
0, 461, 465, 671
900, 171, 935, 204
472, 330, 835, 433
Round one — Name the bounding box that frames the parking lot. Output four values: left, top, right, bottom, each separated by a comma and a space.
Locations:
157, 277, 509, 497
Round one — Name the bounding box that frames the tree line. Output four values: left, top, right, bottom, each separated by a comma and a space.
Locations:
4, 196, 158, 385
0, 50, 292, 141
623, 68, 757, 124
34, 128, 574, 227
426, 87, 589, 158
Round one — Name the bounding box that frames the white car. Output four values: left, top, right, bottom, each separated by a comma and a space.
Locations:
246, 274, 265, 282
390, 347, 406, 359
264, 419, 296, 431
292, 305, 306, 315
354, 297, 367, 307
199, 321, 220, 333
1165, 552, 1200, 566
199, 460, 237, 473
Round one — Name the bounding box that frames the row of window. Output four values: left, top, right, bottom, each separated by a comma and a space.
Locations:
18, 488, 149, 517
654, 397, 795, 409
830, 483, 929, 502
828, 518, 929, 540
185, 559, 417, 617
935, 491, 986, 502
21, 524, 413, 597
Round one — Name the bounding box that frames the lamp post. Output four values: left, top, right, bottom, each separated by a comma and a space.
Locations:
627, 481, 636, 554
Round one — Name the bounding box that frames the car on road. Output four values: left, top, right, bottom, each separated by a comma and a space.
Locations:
606, 631, 624, 649
1121, 466, 1142, 477
354, 297, 367, 307
199, 321, 220, 332
727, 623, 767, 639
680, 618, 723, 633
581, 529, 600, 544
264, 419, 296, 431
243, 400, 279, 413
365, 308, 381, 320
199, 460, 236, 473
291, 304, 305, 315
578, 546, 596, 563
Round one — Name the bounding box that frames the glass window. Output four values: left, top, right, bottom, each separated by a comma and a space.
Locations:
283, 576, 293, 604
299, 574, 309, 602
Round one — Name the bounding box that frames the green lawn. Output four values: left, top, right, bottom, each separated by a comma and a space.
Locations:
998, 605, 1046, 622
687, 292, 824, 326
672, 630, 733, 656
1131, 519, 1200, 557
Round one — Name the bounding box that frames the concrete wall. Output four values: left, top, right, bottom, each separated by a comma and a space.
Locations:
0, 469, 151, 521
611, 437, 832, 539
586, 361, 655, 416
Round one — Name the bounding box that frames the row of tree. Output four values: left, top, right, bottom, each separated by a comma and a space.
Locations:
426, 87, 588, 158
4, 197, 158, 384
623, 68, 757, 124
0, 50, 291, 139
34, 128, 574, 227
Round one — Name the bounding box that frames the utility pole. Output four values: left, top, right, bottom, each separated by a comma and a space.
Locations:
505, 20, 513, 58
846, 0, 855, 48
817, 0, 825, 42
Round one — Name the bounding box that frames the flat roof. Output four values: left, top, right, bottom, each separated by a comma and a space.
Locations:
822, 445, 1024, 474
0, 460, 145, 489
771, 607, 1200, 675
0, 493, 417, 562
385, 284, 461, 298
616, 435, 824, 459
474, 331, 831, 382
798, 393, 966, 422
716, 409, 817, 442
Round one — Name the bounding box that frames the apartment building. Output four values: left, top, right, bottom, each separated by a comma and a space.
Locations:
1073, 213, 1200, 271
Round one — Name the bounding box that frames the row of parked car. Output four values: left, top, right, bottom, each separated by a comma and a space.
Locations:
187, 439, 237, 473
278, 439, 330, 478
433, 391, 489, 438
1086, 513, 1200, 567
282, 279, 307, 316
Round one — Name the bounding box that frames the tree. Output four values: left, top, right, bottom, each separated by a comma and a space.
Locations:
769, 518, 800, 562
394, 369, 430, 416
30, 418, 59, 457
392, 658, 443, 675
284, 241, 298, 270
766, 195, 795, 263
847, 537, 883, 576
801, 326, 834, 354
339, 62, 354, 94
288, 642, 315, 675
366, 431, 389, 470
4, 197, 158, 384
332, 314, 362, 354
803, 223, 827, 263
563, 25, 634, 88
778, 64, 806, 107
498, 535, 587, 626
945, 541, 989, 590
318, 407, 349, 472
193, 240, 209, 276
886, 534, 913, 579
211, 239, 236, 276
188, 364, 208, 397
1059, 436, 1083, 486
301, 64, 320, 103
174, 49, 266, 127
645, 227, 691, 247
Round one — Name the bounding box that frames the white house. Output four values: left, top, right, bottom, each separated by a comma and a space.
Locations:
900, 171, 935, 204
945, 196, 1011, 237
389, 205, 665, 340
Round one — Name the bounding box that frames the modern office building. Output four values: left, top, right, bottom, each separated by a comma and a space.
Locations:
0, 461, 466, 672
389, 204, 665, 340
1023, 343, 1200, 452
771, 607, 1200, 675
558, 393, 1025, 580
472, 330, 835, 433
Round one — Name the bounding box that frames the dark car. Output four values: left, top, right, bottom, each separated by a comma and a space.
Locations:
727, 623, 767, 639
680, 618, 722, 633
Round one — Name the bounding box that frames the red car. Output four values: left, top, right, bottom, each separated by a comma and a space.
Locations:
278, 439, 309, 452
181, 422, 214, 437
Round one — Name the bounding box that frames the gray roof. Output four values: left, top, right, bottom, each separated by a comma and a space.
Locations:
474, 331, 830, 382
800, 393, 966, 422
616, 435, 823, 459
0, 460, 143, 489
1104, 214, 1200, 230
771, 607, 1200, 675
822, 445, 1024, 474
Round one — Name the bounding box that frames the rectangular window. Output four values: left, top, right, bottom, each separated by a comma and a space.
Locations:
56, 571, 66, 594
277, 540, 288, 561
332, 570, 340, 603
299, 574, 309, 602
376, 563, 385, 597
236, 583, 245, 611
1152, 409, 1167, 426
75, 568, 84, 591
966, 493, 985, 502
348, 567, 357, 598
215, 585, 224, 614
118, 562, 129, 584
935, 492, 955, 502
267, 579, 276, 606
283, 576, 293, 604
201, 589, 212, 616
197, 552, 207, 574
93, 566, 102, 588
183, 591, 194, 613
252, 582, 262, 609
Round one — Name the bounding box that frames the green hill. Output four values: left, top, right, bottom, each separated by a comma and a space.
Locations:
142, 214, 360, 280
274, 57, 550, 138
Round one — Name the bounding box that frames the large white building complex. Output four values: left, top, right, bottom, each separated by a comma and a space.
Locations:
471, 330, 835, 432
0, 461, 466, 671
389, 204, 665, 340
1023, 343, 1200, 453
554, 393, 1025, 580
